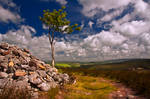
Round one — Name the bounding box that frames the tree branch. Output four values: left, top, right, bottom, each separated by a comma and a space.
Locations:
48, 27, 52, 44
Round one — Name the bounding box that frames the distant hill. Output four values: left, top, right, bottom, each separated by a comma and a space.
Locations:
80, 59, 150, 70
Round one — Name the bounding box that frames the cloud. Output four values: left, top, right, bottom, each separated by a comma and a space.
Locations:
88, 21, 94, 28
99, 8, 124, 22
0, 0, 23, 24
1, 0, 150, 62
56, 0, 67, 5
112, 20, 150, 37
78, 0, 131, 17
0, 23, 150, 61
0, 0, 17, 7
0, 6, 22, 23
41, 0, 67, 5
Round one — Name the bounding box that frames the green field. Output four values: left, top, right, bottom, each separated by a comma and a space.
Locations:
55, 62, 80, 68
52, 59, 150, 70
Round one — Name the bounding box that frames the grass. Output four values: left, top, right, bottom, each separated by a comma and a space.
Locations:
0, 85, 32, 99
56, 62, 80, 68
63, 75, 116, 99
56, 63, 72, 68
61, 68, 150, 98
39, 87, 59, 99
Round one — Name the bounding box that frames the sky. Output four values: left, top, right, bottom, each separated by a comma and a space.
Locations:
0, 0, 150, 62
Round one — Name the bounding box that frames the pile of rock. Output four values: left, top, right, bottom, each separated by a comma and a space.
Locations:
0, 43, 69, 97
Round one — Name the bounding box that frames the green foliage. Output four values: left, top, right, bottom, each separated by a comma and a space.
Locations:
40, 6, 80, 34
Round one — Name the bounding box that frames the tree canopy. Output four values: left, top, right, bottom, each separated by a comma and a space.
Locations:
40, 6, 80, 34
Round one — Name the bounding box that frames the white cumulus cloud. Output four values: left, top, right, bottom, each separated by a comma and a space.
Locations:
41, 0, 67, 5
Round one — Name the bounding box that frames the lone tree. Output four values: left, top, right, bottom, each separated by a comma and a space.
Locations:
40, 6, 80, 67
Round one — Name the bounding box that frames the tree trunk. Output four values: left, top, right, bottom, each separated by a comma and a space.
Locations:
48, 28, 55, 67
51, 42, 55, 67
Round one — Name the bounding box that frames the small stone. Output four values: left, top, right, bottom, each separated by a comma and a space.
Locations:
8, 61, 14, 67
28, 66, 37, 71
29, 59, 37, 67
15, 80, 30, 89
128, 95, 135, 99
19, 57, 28, 65
0, 56, 5, 61
21, 65, 29, 69
15, 70, 26, 76
37, 82, 51, 91
34, 88, 38, 92
0, 62, 8, 68
29, 73, 42, 85
12, 49, 20, 56
38, 64, 46, 70
0, 72, 8, 78
53, 75, 62, 82
45, 75, 54, 82
23, 48, 30, 53
29, 72, 35, 75
0, 43, 9, 50
37, 70, 47, 78
1, 50, 10, 56
12, 58, 21, 66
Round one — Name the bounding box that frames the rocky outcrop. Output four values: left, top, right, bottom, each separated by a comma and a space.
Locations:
0, 43, 69, 98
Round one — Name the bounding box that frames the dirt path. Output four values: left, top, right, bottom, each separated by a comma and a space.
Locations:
55, 76, 146, 99
107, 80, 146, 99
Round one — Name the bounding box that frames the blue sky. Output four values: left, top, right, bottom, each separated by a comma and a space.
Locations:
0, 0, 150, 61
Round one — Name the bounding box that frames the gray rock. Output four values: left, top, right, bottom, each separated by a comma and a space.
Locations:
12, 58, 21, 66
37, 82, 51, 91
23, 48, 30, 53
15, 80, 30, 89
61, 73, 69, 82
12, 49, 20, 56
17, 75, 29, 82
37, 70, 47, 78
0, 62, 8, 68
51, 72, 57, 77
29, 59, 37, 67
0, 43, 9, 50
48, 67, 58, 72
29, 73, 42, 85
127, 95, 135, 99
21, 65, 29, 69
0, 72, 8, 78
53, 75, 62, 82
0, 56, 5, 61
44, 76, 54, 82
46, 71, 52, 77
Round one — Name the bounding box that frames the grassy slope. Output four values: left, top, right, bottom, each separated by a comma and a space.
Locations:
54, 59, 150, 70
63, 75, 116, 99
